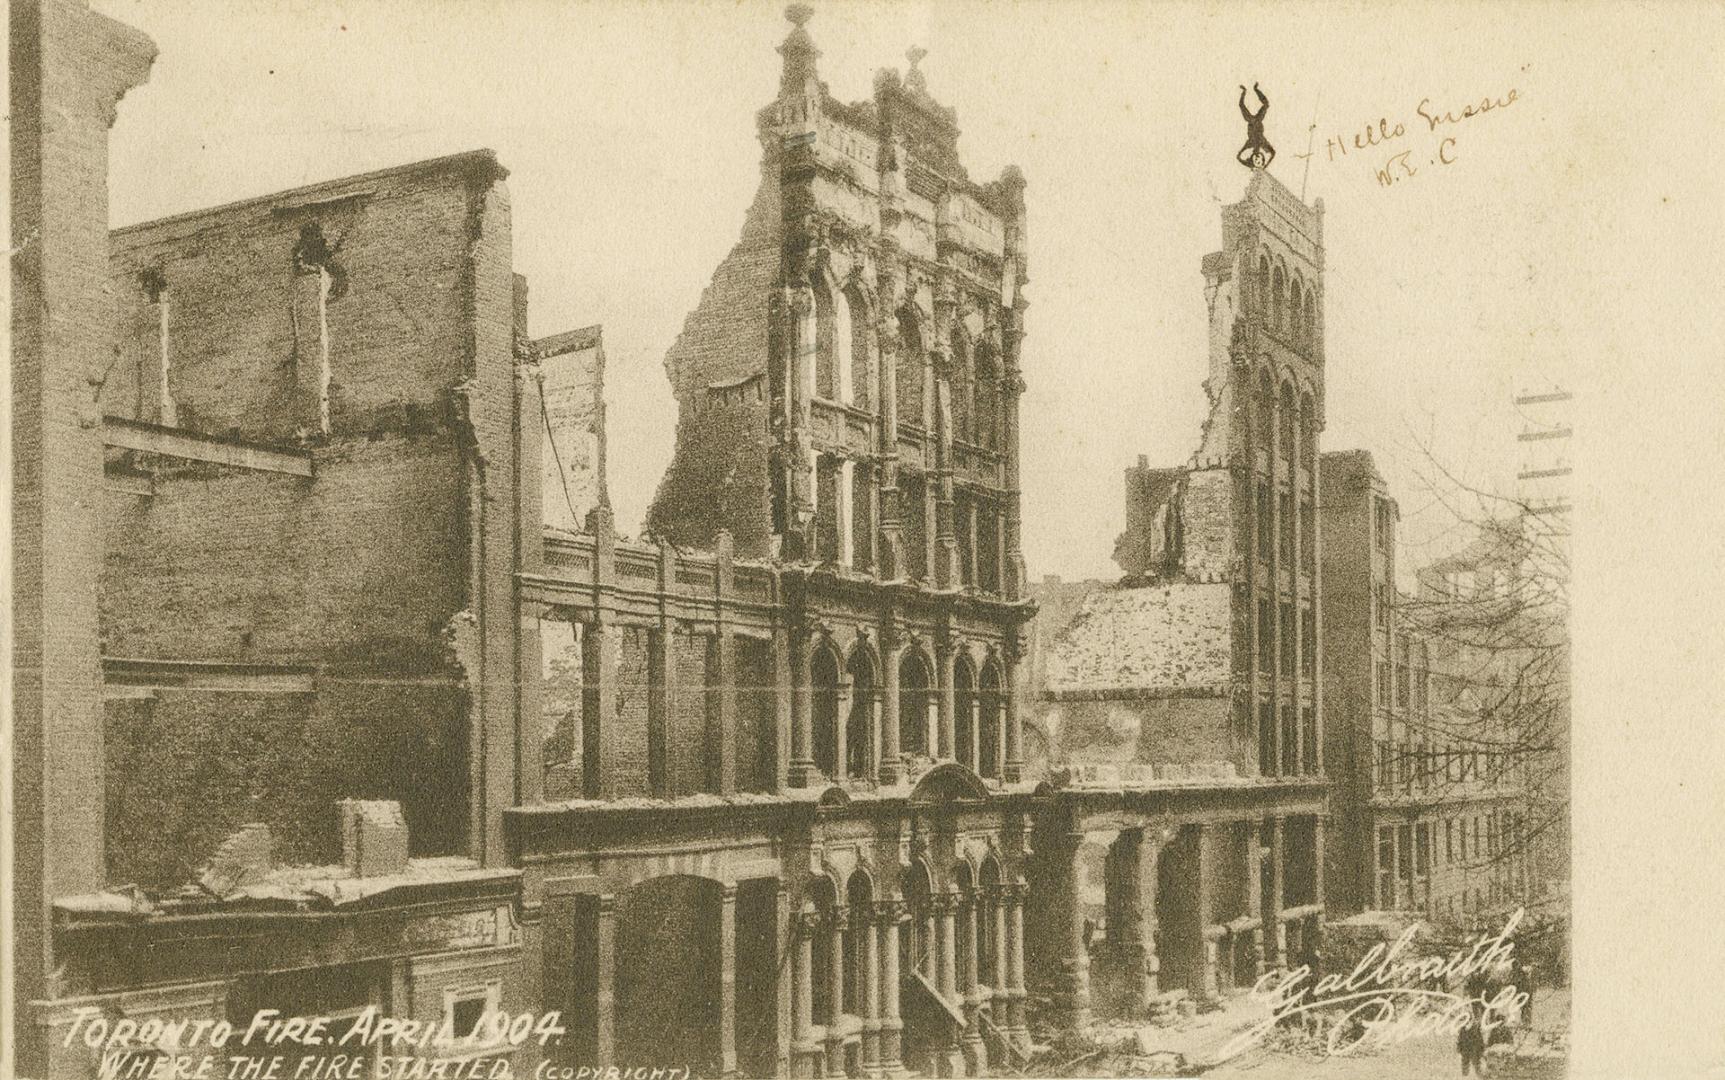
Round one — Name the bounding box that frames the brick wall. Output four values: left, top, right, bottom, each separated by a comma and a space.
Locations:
102, 438, 466, 665
96, 152, 525, 875
671, 630, 712, 796
735, 634, 775, 793
647, 163, 781, 557
613, 627, 653, 796
106, 161, 484, 439
104, 684, 465, 889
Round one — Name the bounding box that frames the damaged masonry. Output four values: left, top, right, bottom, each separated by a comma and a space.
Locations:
9, 3, 1565, 1080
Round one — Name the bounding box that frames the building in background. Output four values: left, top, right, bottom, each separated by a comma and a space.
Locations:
1319, 450, 1542, 922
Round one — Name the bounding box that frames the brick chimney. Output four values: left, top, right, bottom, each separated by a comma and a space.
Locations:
340, 800, 410, 878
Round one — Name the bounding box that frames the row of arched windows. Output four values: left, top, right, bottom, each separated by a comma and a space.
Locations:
1251, 370, 1318, 471
1246, 252, 1319, 354
811, 277, 1004, 452
808, 641, 1007, 783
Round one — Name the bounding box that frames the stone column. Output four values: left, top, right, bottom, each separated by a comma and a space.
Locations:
878, 900, 906, 1077
960, 890, 987, 1074
1002, 645, 1025, 783
1140, 838, 1162, 1000
827, 905, 848, 1075
719, 884, 739, 1078
930, 286, 960, 590
1046, 832, 1093, 1029
934, 891, 964, 1078
588, 894, 618, 1063
1113, 833, 1155, 1013
834, 677, 852, 784
1268, 817, 1287, 968
582, 616, 619, 800
937, 639, 957, 762
968, 694, 982, 775
839, 458, 856, 568
775, 882, 792, 1078
990, 885, 1008, 1000
1193, 825, 1220, 1000
770, 624, 793, 793
880, 635, 904, 785
1005, 881, 1030, 1049
793, 904, 820, 1078
863, 904, 883, 1078
876, 305, 904, 580
999, 170, 1029, 600
710, 533, 738, 794
790, 626, 816, 787
647, 621, 674, 798
1243, 821, 1264, 982
1313, 814, 1327, 913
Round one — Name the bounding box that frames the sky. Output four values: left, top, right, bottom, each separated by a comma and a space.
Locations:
90, 0, 1694, 582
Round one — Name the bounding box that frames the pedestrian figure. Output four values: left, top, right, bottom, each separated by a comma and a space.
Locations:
1457, 999, 1489, 1076
1513, 957, 1535, 1027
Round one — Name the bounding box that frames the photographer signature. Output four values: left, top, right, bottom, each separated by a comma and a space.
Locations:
1217, 907, 1531, 1059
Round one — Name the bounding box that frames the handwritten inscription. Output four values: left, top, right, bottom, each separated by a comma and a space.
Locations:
1218, 907, 1533, 1060
1308, 85, 1521, 189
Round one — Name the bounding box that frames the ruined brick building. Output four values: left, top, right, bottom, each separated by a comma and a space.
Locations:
1029, 168, 1334, 1012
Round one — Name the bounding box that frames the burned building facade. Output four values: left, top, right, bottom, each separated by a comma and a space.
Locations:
1027, 168, 1333, 1016
516, 11, 1046, 1078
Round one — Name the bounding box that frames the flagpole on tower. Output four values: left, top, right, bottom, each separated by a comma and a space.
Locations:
1300, 94, 1320, 201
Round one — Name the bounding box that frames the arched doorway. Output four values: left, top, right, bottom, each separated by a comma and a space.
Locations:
616, 876, 724, 1072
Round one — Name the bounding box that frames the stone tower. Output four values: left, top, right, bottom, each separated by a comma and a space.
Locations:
648, 4, 1030, 605
1107, 165, 1328, 781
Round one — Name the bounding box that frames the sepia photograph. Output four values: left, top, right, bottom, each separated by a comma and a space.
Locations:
7, 1, 1722, 1078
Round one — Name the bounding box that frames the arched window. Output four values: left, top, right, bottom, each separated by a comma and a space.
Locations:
1257, 255, 1271, 323
845, 283, 873, 410
978, 660, 1003, 779
975, 341, 1000, 451
1304, 291, 1317, 352
903, 859, 934, 981
814, 280, 838, 401
1280, 382, 1297, 465
810, 876, 839, 1025
1257, 371, 1274, 457
899, 648, 934, 758
811, 644, 842, 780
978, 857, 1002, 990
844, 870, 873, 1017
845, 647, 876, 781
953, 654, 977, 771
954, 862, 976, 995
950, 329, 973, 445
1290, 277, 1305, 345
1301, 391, 1317, 472
1272, 265, 1286, 335
896, 310, 925, 430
